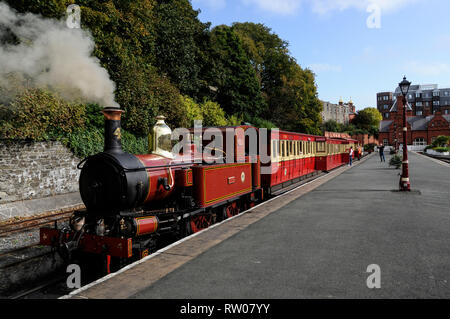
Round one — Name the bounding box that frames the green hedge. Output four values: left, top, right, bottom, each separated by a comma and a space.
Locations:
432, 147, 449, 153
0, 90, 149, 158
64, 127, 148, 159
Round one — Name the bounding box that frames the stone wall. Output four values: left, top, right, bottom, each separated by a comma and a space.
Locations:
0, 140, 81, 204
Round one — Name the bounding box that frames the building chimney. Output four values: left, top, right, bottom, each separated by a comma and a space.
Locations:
101, 107, 124, 153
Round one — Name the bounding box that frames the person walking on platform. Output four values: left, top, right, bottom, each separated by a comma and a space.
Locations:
357, 145, 362, 160
379, 144, 385, 162
348, 147, 354, 166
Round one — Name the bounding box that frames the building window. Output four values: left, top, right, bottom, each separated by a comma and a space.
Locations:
433, 101, 440, 106
425, 102, 429, 106
433, 91, 440, 97
383, 96, 389, 100
383, 104, 388, 109
413, 138, 426, 146
384, 113, 389, 119
445, 91, 449, 97
445, 110, 449, 115
416, 111, 422, 116
416, 93, 421, 98
383, 139, 389, 146
416, 102, 422, 106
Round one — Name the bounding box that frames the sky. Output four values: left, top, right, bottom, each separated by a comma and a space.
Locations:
191, 0, 450, 111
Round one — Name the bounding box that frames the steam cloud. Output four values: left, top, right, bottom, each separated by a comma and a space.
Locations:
0, 3, 119, 107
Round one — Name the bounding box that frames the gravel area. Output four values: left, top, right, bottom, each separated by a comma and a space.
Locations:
0, 221, 69, 254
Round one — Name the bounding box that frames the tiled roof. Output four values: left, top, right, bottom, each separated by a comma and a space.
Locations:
407, 116, 430, 131
379, 120, 393, 132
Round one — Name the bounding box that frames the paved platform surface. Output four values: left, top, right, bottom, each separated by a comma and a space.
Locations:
69, 152, 450, 298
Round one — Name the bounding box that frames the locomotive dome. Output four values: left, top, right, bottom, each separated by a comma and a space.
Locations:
152, 115, 174, 159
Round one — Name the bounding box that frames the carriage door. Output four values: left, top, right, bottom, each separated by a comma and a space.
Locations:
281, 140, 287, 182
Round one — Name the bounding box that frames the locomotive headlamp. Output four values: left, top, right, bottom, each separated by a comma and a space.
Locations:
152, 115, 174, 159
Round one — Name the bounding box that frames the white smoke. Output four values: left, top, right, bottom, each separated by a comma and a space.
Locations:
0, 3, 119, 107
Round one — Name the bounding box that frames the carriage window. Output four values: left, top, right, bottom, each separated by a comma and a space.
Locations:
272, 140, 277, 159
317, 142, 325, 153
279, 141, 282, 158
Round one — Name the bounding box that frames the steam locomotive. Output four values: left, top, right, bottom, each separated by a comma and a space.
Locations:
40, 107, 358, 273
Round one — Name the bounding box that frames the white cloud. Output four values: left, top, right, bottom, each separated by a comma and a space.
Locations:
243, 0, 302, 15
309, 63, 342, 73
406, 61, 450, 77
192, 0, 226, 10
310, 0, 420, 14
239, 0, 420, 15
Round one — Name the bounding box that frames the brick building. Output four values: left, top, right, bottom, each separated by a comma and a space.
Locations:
377, 84, 450, 120
378, 96, 450, 147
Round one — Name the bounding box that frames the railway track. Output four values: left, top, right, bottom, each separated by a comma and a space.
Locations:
0, 206, 83, 237
8, 275, 68, 299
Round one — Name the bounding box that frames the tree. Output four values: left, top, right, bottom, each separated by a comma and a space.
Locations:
205, 25, 265, 119
353, 107, 382, 130
322, 120, 343, 133
232, 22, 322, 134
153, 0, 210, 98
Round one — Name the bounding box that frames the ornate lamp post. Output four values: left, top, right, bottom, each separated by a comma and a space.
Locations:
399, 76, 411, 191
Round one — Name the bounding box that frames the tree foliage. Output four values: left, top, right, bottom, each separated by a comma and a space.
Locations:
0, 88, 85, 140
153, 0, 210, 98
232, 22, 322, 134
205, 25, 265, 119
352, 107, 382, 130
2, 1, 326, 145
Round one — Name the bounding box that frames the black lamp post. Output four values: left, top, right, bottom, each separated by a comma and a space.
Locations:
399, 76, 411, 191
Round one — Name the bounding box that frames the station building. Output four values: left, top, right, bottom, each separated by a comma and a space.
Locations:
377, 84, 450, 120
378, 96, 450, 147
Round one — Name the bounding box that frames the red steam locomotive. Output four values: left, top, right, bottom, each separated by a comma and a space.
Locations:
40, 107, 358, 273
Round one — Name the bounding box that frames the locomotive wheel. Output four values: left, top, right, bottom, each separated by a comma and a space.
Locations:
225, 202, 240, 219
190, 214, 213, 233
183, 218, 193, 237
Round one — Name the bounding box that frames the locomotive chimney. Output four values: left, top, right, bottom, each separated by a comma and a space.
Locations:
102, 107, 124, 153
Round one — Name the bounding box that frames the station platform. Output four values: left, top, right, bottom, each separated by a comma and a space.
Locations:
66, 152, 450, 299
